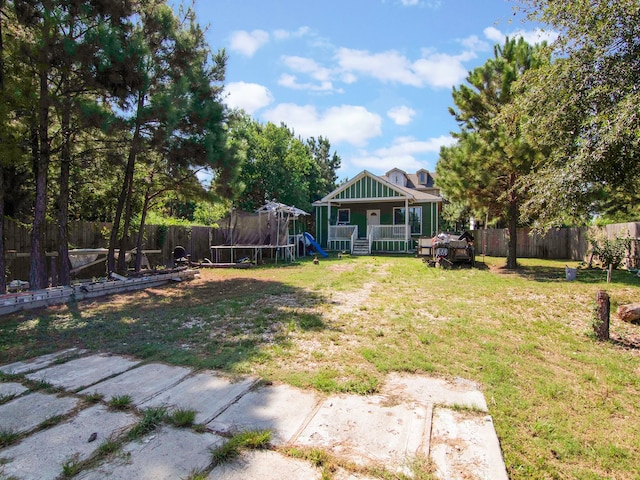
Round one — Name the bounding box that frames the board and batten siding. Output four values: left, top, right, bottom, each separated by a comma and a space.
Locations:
333, 176, 403, 200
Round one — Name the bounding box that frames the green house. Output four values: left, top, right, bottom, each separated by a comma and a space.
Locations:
313, 168, 442, 254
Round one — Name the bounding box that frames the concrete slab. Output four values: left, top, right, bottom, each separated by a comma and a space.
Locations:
78, 426, 224, 480
0, 348, 85, 375
79, 363, 191, 405
295, 394, 431, 471
210, 449, 321, 480
0, 381, 29, 398
208, 383, 320, 445
0, 391, 79, 433
333, 469, 380, 480
430, 407, 508, 480
382, 373, 488, 412
141, 371, 257, 424
0, 405, 137, 480
25, 353, 139, 391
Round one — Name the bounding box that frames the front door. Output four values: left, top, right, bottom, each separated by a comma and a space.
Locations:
366, 209, 380, 238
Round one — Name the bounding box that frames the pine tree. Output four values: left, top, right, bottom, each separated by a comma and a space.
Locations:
437, 37, 550, 269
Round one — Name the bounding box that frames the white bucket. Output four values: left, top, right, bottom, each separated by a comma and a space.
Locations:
565, 267, 577, 281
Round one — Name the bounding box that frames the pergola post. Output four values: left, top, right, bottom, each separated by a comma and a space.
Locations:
405, 197, 409, 252
327, 200, 331, 250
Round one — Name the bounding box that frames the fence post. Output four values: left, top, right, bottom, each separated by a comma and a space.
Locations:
594, 290, 610, 341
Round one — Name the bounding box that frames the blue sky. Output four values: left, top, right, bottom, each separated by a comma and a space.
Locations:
191, 0, 556, 181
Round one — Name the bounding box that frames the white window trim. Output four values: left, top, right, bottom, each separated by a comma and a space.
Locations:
393, 207, 404, 226
337, 208, 350, 224
394, 206, 422, 235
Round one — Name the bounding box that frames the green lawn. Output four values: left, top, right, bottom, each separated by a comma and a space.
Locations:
1, 255, 639, 479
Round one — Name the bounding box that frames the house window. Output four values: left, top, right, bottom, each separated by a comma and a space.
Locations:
337, 208, 350, 224
393, 206, 422, 234
419, 172, 426, 184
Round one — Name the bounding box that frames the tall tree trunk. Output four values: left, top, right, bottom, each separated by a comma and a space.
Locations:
108, 91, 144, 274
117, 169, 136, 273
30, 49, 51, 290
506, 177, 518, 270
0, 0, 4, 91
0, 0, 6, 294
57, 93, 71, 285
0, 165, 5, 294
134, 183, 152, 272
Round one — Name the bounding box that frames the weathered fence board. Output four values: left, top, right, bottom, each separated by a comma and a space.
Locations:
472, 223, 638, 261
2, 219, 215, 281
4, 219, 640, 280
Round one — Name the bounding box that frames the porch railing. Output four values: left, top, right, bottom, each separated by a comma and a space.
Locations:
367, 225, 409, 241
328, 225, 357, 242
368, 225, 410, 253
350, 226, 358, 254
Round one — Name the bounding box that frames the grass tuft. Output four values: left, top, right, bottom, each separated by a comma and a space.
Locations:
127, 406, 167, 440
38, 415, 64, 429
192, 423, 208, 433
108, 394, 132, 410
210, 430, 271, 466
83, 392, 104, 404
184, 470, 209, 480
167, 408, 196, 428
0, 429, 20, 448
61, 455, 82, 478
96, 439, 120, 458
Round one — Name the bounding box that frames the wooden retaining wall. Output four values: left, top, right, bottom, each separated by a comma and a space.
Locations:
0, 269, 198, 316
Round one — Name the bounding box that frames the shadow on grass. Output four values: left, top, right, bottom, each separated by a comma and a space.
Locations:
609, 334, 640, 352
0, 276, 329, 374
486, 263, 640, 286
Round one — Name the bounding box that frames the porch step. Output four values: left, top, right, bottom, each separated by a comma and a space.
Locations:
352, 239, 370, 256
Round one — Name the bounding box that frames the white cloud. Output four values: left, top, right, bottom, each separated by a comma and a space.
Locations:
460, 34, 491, 52
387, 106, 416, 126
484, 26, 504, 43
262, 104, 382, 147
340, 72, 358, 84
277, 74, 336, 92
350, 153, 423, 173
413, 52, 472, 88
349, 135, 455, 172
377, 135, 455, 156
280, 55, 342, 92
224, 82, 273, 114
336, 48, 422, 86
282, 56, 333, 82
399, 0, 442, 7
484, 26, 559, 46
273, 26, 311, 40
336, 47, 471, 89
229, 29, 269, 57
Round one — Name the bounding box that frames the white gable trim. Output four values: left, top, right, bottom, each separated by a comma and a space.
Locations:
317, 170, 413, 204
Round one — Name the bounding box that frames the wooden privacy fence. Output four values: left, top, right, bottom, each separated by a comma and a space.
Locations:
4, 219, 640, 280
472, 227, 588, 260
3, 219, 214, 281
472, 222, 640, 261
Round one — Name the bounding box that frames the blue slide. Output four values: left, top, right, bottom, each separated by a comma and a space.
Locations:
304, 232, 328, 258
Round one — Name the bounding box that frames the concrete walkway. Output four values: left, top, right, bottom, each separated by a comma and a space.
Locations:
0, 350, 508, 480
